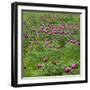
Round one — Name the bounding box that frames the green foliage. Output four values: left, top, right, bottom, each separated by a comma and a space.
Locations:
42, 63, 63, 76
22, 11, 80, 77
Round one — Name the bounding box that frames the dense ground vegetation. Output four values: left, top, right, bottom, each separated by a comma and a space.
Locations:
22, 11, 80, 77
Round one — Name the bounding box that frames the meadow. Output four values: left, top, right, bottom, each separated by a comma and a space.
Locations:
22, 11, 80, 77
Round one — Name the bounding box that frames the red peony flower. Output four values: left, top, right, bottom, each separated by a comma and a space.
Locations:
43, 57, 48, 62
64, 67, 71, 73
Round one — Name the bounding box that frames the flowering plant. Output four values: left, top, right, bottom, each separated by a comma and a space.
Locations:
22, 11, 80, 77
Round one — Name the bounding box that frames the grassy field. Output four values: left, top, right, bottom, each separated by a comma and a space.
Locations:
22, 11, 80, 77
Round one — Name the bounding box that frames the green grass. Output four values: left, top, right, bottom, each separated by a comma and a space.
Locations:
22, 11, 80, 77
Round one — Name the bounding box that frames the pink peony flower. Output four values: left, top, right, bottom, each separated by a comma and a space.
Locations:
45, 41, 49, 45
59, 25, 65, 30
69, 39, 76, 44
60, 31, 65, 35
42, 29, 47, 33
69, 39, 80, 45
75, 41, 80, 46
37, 64, 44, 68
71, 64, 77, 69
29, 45, 32, 49
48, 31, 55, 35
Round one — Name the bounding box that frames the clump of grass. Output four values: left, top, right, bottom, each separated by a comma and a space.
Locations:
42, 62, 63, 76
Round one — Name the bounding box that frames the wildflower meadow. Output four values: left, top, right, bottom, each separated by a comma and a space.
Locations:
22, 11, 80, 77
